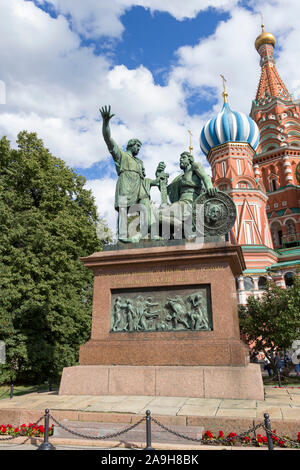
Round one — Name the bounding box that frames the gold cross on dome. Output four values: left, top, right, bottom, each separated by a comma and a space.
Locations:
260, 11, 265, 31
188, 129, 193, 154
220, 74, 228, 103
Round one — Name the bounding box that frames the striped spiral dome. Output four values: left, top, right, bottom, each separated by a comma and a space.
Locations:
200, 102, 260, 156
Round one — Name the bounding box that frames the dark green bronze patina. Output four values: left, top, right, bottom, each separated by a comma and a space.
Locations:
110, 286, 212, 333
100, 105, 236, 242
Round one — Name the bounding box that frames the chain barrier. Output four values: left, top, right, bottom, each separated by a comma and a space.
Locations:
0, 416, 44, 442
151, 414, 300, 449
151, 416, 264, 446
0, 382, 58, 400
262, 425, 300, 449
49, 413, 146, 441
1, 407, 300, 449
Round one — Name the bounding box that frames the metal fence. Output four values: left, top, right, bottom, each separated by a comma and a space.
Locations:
0, 409, 297, 450
1, 379, 300, 450
0, 381, 57, 400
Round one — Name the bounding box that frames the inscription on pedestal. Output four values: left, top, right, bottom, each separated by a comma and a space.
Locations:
110, 285, 212, 333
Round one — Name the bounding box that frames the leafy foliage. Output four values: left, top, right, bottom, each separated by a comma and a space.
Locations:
0, 132, 103, 384
239, 275, 300, 371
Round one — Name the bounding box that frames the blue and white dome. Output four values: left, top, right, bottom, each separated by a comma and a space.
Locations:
200, 102, 260, 156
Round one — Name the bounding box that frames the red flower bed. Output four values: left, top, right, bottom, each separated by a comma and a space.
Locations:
0, 423, 54, 437
202, 429, 298, 448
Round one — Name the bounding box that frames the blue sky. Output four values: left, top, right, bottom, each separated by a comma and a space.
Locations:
110, 7, 230, 82
1, 0, 300, 234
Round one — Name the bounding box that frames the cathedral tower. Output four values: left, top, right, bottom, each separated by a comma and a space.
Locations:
250, 24, 300, 250
200, 87, 275, 287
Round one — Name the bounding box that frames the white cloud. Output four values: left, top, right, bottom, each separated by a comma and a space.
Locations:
36, 0, 240, 39
0, 111, 105, 167
0, 0, 203, 173
1, 0, 300, 234
0, 0, 112, 166
171, 7, 261, 115
136, 0, 239, 20
36, 0, 129, 38
84, 177, 118, 236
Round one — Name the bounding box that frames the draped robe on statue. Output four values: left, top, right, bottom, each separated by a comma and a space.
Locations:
107, 139, 155, 236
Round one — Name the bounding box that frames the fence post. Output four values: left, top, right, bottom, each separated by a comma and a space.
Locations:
144, 410, 154, 450
10, 384, 13, 399
264, 413, 274, 451
37, 409, 56, 450
277, 370, 282, 388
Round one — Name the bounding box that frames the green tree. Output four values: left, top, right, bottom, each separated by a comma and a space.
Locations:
0, 131, 104, 384
239, 275, 300, 374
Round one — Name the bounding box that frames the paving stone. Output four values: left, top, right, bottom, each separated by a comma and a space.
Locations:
255, 407, 283, 420
219, 400, 257, 409
264, 389, 290, 398
216, 409, 257, 418
185, 398, 221, 407
144, 397, 188, 407
139, 406, 180, 416
281, 408, 300, 420
86, 395, 132, 403
177, 406, 218, 416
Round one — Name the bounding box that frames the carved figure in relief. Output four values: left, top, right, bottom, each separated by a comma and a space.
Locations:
138, 297, 160, 331
125, 299, 137, 331
111, 290, 211, 333
135, 296, 145, 330
165, 296, 190, 330
204, 202, 224, 226
112, 296, 127, 331
186, 292, 210, 330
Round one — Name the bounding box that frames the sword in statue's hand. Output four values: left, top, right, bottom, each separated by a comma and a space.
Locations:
155, 161, 169, 208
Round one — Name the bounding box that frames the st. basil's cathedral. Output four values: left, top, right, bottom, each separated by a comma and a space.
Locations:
199, 23, 300, 305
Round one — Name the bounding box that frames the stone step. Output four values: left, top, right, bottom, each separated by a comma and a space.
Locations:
53, 420, 204, 445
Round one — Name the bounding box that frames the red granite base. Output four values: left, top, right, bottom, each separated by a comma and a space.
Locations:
79, 242, 249, 367
59, 242, 264, 400
59, 364, 264, 400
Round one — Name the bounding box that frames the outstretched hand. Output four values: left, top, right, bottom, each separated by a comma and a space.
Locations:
156, 161, 166, 175
99, 105, 115, 123
207, 187, 218, 197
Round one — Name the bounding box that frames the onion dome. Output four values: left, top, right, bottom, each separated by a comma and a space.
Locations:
255, 24, 276, 51
200, 100, 260, 156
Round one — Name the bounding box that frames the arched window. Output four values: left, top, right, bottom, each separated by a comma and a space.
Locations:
270, 221, 282, 247
271, 179, 277, 191
284, 272, 294, 288
258, 276, 267, 290
244, 277, 254, 291
286, 219, 296, 235
221, 161, 226, 177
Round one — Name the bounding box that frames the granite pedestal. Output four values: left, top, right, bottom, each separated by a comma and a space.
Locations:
59, 241, 264, 400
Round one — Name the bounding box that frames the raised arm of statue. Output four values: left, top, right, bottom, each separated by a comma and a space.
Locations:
99, 105, 122, 163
